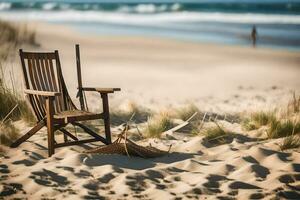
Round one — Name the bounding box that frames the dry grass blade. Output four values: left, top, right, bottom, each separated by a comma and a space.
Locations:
146, 112, 174, 138
202, 120, 232, 145
279, 135, 300, 151
242, 111, 276, 131
1, 104, 18, 124
267, 119, 300, 139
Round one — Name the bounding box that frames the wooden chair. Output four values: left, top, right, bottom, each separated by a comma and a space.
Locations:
10, 44, 120, 156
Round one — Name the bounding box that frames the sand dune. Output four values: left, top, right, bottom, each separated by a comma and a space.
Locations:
1, 125, 300, 199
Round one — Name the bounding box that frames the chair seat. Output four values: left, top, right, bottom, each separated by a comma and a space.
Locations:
54, 110, 103, 124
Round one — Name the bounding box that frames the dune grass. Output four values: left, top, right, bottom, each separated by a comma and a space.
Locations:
267, 119, 300, 139
0, 19, 36, 124
146, 112, 174, 138
0, 20, 37, 147
242, 111, 276, 131
175, 104, 200, 121
0, 20, 37, 56
0, 121, 19, 146
203, 122, 231, 143
279, 135, 300, 151
287, 92, 300, 114
110, 102, 151, 125
0, 83, 35, 123
0, 75, 34, 146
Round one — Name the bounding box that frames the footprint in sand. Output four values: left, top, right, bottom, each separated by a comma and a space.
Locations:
29, 169, 69, 187
277, 190, 300, 199
278, 173, 300, 184
225, 164, 236, 175
74, 169, 92, 178
229, 181, 261, 190
242, 155, 259, 164
12, 159, 35, 166
56, 166, 74, 172
98, 173, 115, 184
12, 151, 45, 167
292, 163, 300, 173
202, 174, 230, 194
83, 181, 104, 200
126, 174, 148, 193
249, 192, 265, 199
251, 164, 270, 180
0, 165, 10, 182
0, 183, 26, 197
0, 164, 9, 174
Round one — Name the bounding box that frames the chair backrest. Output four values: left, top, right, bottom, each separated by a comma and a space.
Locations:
19, 49, 76, 121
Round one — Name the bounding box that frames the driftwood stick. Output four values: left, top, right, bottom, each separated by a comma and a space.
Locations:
162, 111, 198, 136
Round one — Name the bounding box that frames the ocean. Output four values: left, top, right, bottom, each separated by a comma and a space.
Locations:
0, 0, 300, 51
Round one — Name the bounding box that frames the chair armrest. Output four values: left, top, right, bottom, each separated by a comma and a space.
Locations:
24, 89, 61, 97
81, 87, 121, 93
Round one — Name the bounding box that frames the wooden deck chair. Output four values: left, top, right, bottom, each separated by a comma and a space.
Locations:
10, 44, 120, 157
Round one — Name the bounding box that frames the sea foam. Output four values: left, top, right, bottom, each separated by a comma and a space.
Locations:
0, 10, 299, 25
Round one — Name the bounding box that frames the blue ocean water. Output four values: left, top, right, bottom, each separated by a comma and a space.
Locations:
1, 0, 300, 50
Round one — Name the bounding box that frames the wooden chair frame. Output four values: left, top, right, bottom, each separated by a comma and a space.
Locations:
10, 45, 120, 156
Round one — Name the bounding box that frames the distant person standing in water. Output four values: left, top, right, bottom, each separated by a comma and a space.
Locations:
251, 25, 257, 48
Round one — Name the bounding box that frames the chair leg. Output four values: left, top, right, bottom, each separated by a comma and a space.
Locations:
72, 122, 108, 145
101, 93, 112, 144
10, 120, 45, 148
59, 128, 79, 141
46, 97, 55, 157
63, 133, 68, 142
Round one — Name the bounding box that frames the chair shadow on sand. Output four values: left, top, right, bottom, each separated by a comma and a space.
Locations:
81, 151, 196, 170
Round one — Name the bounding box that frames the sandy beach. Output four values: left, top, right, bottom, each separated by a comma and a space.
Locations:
1, 21, 300, 199
10, 22, 300, 113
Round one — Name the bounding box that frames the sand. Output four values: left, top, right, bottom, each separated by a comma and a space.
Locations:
7, 22, 300, 113
1, 22, 300, 199
1, 120, 300, 199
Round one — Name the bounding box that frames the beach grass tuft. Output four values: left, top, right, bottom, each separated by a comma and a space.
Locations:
203, 122, 231, 144
110, 102, 151, 125
267, 119, 300, 139
242, 111, 276, 131
146, 112, 174, 138
287, 92, 300, 115
0, 20, 37, 46
279, 135, 300, 151
0, 20, 36, 125
176, 104, 200, 121
0, 121, 19, 146
0, 80, 35, 123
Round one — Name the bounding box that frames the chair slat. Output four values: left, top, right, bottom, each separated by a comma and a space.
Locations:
31, 58, 42, 91
48, 58, 58, 91
43, 59, 60, 113
26, 58, 43, 120
35, 58, 47, 91
27, 58, 37, 90
40, 58, 50, 91
20, 49, 78, 121
48, 59, 63, 112
31, 58, 47, 116
22, 52, 56, 59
